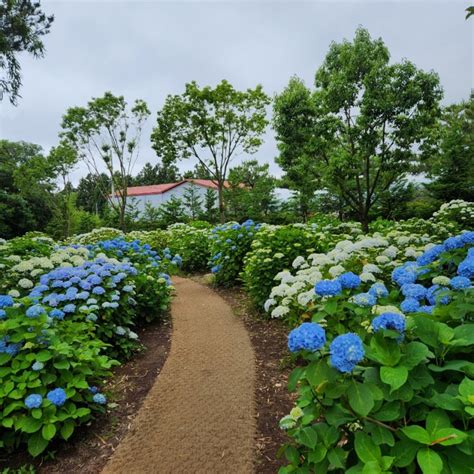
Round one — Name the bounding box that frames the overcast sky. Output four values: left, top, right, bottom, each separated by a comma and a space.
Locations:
0, 0, 472, 184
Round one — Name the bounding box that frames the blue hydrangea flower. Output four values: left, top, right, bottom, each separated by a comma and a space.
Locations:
26, 304, 46, 318
0, 309, 6, 319
63, 304, 76, 313
426, 285, 450, 305
401, 283, 427, 301
123, 285, 134, 293
32, 361, 44, 371
288, 323, 326, 353
460, 231, 474, 245
392, 264, 418, 286
338, 272, 361, 290
418, 305, 434, 314
451, 276, 471, 290
87, 313, 98, 322
211, 264, 222, 274
49, 309, 65, 320
352, 292, 377, 307
416, 245, 446, 266
400, 297, 420, 313
25, 394, 43, 409
47, 388, 67, 407
443, 236, 464, 250
329, 333, 365, 373
369, 283, 389, 298
92, 286, 106, 295
92, 393, 107, 405
314, 279, 342, 297
0, 295, 14, 309
372, 312, 406, 335
458, 257, 474, 279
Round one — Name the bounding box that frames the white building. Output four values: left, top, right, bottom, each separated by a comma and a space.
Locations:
123, 179, 227, 214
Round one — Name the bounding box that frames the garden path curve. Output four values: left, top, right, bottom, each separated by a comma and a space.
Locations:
102, 276, 256, 474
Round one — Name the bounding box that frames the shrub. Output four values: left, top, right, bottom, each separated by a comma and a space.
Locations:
209, 220, 261, 287
242, 224, 329, 310
279, 233, 474, 473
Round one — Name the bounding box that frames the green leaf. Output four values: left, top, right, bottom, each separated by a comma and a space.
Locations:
288, 367, 304, 392
36, 350, 53, 362
380, 366, 408, 391
430, 427, 468, 446
327, 447, 346, 469
19, 417, 42, 434
368, 336, 401, 367
305, 360, 337, 390
27, 431, 49, 457
417, 447, 443, 474
362, 461, 382, 474
348, 381, 374, 416
458, 377, 474, 398
426, 409, 450, 435
324, 300, 338, 315
298, 426, 318, 449
308, 444, 327, 464
373, 401, 402, 422
402, 342, 431, 369
354, 432, 381, 464
401, 425, 431, 445
392, 439, 419, 467
452, 324, 474, 346
60, 420, 75, 440
42, 423, 56, 441
367, 422, 395, 447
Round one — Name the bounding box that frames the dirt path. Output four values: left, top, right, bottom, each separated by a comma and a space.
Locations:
102, 277, 256, 474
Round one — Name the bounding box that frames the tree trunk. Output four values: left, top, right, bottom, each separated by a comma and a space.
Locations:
360, 208, 369, 233
218, 184, 225, 223
120, 197, 127, 232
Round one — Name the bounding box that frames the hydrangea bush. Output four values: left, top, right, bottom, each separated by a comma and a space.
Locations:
279, 233, 473, 473
208, 220, 261, 287
0, 233, 174, 457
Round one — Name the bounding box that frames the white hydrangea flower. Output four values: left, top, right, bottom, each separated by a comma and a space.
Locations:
372, 305, 403, 315
264, 298, 276, 312
271, 305, 290, 318
329, 265, 345, 277
363, 264, 381, 274
297, 290, 315, 306
18, 278, 34, 289
8, 289, 20, 298
360, 272, 376, 283
375, 255, 390, 264
432, 276, 451, 286
292, 256, 306, 269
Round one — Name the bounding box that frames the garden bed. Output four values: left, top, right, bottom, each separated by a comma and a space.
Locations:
0, 318, 172, 473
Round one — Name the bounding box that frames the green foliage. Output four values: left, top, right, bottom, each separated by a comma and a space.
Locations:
275, 28, 443, 230
182, 183, 203, 220
225, 160, 277, 222
151, 80, 270, 222
209, 220, 260, 286
60, 92, 151, 230
242, 225, 328, 309
133, 161, 180, 186
425, 94, 474, 203
280, 315, 473, 473
0, 0, 54, 105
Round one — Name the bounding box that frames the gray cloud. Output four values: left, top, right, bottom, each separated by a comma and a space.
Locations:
0, 0, 472, 184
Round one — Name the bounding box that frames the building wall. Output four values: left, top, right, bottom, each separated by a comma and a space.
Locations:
128, 182, 218, 215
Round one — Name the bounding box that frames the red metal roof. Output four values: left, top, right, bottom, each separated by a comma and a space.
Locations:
124, 179, 231, 197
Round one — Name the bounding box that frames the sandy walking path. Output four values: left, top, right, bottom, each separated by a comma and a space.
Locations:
102, 277, 256, 474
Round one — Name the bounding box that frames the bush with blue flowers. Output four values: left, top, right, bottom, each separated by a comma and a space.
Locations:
208, 219, 261, 287
0, 232, 175, 458
279, 231, 473, 473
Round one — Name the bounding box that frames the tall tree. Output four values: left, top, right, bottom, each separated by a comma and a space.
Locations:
0, 0, 54, 105
182, 162, 213, 180
273, 77, 322, 221
0, 140, 54, 237
76, 172, 110, 215
182, 183, 203, 220
133, 161, 180, 185
274, 28, 443, 231
60, 91, 150, 230
425, 94, 474, 202
151, 80, 270, 223
225, 159, 276, 221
